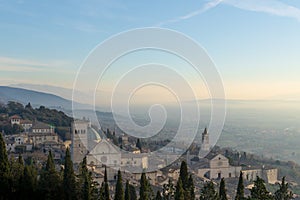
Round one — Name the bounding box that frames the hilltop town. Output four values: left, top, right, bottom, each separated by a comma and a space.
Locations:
0, 101, 299, 199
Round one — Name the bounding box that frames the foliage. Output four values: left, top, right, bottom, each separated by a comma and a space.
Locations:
174, 178, 185, 200
163, 179, 175, 200
38, 151, 63, 200
235, 171, 245, 200
179, 160, 189, 190
139, 172, 152, 200
250, 176, 274, 200
125, 180, 131, 200
114, 170, 124, 200
100, 166, 110, 200
219, 178, 228, 200
63, 148, 77, 200
274, 177, 293, 200
199, 181, 219, 200
0, 133, 11, 199
0, 102, 72, 139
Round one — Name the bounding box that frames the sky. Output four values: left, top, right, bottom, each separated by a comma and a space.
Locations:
1, 0, 300, 102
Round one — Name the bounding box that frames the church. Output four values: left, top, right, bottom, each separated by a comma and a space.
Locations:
70, 119, 148, 180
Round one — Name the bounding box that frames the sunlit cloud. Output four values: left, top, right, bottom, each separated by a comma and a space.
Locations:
0, 56, 73, 73
224, 0, 300, 21
156, 0, 222, 26
156, 0, 300, 26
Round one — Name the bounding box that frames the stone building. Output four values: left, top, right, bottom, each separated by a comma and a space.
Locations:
71, 119, 149, 180
20, 120, 33, 132
71, 119, 101, 163
199, 127, 210, 158
197, 154, 241, 179
242, 167, 278, 184
28, 122, 58, 146
10, 115, 21, 125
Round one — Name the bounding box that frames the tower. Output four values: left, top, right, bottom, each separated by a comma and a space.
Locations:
201, 127, 210, 152
71, 119, 91, 163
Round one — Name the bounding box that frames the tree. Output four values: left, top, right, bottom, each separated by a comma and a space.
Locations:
114, 170, 124, 200
10, 154, 24, 198
155, 191, 162, 200
235, 171, 245, 200
219, 178, 228, 200
139, 172, 152, 200
125, 180, 131, 200
179, 160, 189, 190
163, 179, 175, 200
274, 177, 293, 200
250, 176, 274, 200
136, 138, 142, 150
20, 165, 38, 200
0, 133, 11, 199
80, 156, 98, 200
25, 102, 33, 110
199, 181, 219, 200
187, 174, 195, 200
63, 148, 77, 200
174, 178, 185, 200
129, 184, 137, 200
103, 166, 110, 200
39, 151, 63, 200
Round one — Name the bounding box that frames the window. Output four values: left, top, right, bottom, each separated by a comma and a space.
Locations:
229, 173, 231, 178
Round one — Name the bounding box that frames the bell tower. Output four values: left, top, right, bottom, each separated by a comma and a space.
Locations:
201, 127, 210, 152
71, 119, 90, 163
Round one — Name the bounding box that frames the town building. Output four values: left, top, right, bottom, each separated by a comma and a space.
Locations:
197, 153, 242, 179
71, 119, 150, 181
10, 115, 21, 125
242, 167, 278, 184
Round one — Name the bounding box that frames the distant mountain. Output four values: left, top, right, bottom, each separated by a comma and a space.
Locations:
0, 86, 90, 111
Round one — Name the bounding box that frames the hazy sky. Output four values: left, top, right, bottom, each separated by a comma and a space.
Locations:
1, 0, 300, 101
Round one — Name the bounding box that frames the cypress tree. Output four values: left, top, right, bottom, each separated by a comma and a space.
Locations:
114, 170, 124, 200
129, 184, 137, 200
199, 181, 218, 200
0, 133, 11, 199
235, 171, 245, 200
174, 178, 185, 200
39, 151, 63, 200
139, 172, 151, 200
80, 157, 95, 200
100, 182, 105, 200
125, 180, 130, 200
219, 178, 228, 200
179, 160, 188, 190
104, 166, 110, 200
250, 176, 274, 200
274, 177, 293, 200
63, 147, 77, 200
10, 154, 24, 198
187, 174, 195, 200
136, 139, 142, 150
20, 165, 38, 200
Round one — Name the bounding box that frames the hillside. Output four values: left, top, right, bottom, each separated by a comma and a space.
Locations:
0, 101, 73, 140
0, 86, 88, 110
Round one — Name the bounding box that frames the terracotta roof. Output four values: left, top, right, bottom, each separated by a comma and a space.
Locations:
10, 115, 21, 119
